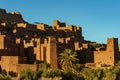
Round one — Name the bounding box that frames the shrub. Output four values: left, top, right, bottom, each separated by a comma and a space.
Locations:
0, 74, 11, 80
81, 68, 104, 80
36, 70, 43, 79
62, 71, 81, 80
39, 62, 50, 71
19, 68, 38, 80
42, 69, 64, 78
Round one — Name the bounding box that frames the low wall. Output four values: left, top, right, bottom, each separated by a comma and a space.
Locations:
16, 64, 38, 73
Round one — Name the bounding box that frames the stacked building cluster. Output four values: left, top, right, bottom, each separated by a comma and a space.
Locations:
0, 9, 120, 76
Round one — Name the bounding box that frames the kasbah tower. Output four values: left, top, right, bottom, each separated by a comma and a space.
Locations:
0, 8, 120, 76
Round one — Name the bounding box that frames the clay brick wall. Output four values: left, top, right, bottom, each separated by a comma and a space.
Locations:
24, 40, 34, 48
53, 20, 67, 30
94, 51, 114, 67
107, 38, 118, 53
35, 23, 48, 30
16, 64, 38, 73
74, 42, 89, 50
94, 38, 120, 68
58, 38, 65, 43
34, 38, 41, 61
82, 43, 89, 49
65, 37, 71, 43
0, 35, 5, 49
40, 37, 58, 69
16, 38, 21, 44
0, 56, 19, 73
49, 37, 58, 69
1, 22, 6, 26
17, 23, 27, 28
74, 42, 82, 50
67, 25, 74, 31
0, 56, 38, 76
53, 20, 60, 27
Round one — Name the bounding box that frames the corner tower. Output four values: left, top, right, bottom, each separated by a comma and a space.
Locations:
107, 38, 118, 53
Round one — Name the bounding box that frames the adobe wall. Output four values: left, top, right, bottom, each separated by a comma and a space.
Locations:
16, 64, 38, 73
52, 20, 82, 32
35, 23, 49, 30
67, 25, 75, 31
49, 37, 58, 69
34, 38, 41, 61
17, 23, 27, 28
16, 38, 21, 44
53, 20, 66, 27
74, 42, 82, 50
40, 37, 58, 69
0, 56, 36, 76
65, 37, 71, 43
0, 56, 19, 74
74, 42, 89, 50
0, 35, 5, 49
94, 38, 120, 68
94, 51, 114, 68
22, 36, 58, 69
1, 22, 6, 26
57, 38, 65, 43
106, 38, 118, 52
24, 40, 34, 48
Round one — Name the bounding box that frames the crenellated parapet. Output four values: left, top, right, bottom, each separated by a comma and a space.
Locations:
52, 20, 81, 32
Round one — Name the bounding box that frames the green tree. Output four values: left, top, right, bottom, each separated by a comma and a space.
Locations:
58, 49, 79, 73
81, 68, 104, 80
102, 69, 116, 80
19, 68, 38, 80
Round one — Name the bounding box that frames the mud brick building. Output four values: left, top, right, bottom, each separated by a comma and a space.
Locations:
0, 9, 120, 76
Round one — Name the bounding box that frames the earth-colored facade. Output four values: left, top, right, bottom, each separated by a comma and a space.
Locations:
0, 9, 120, 76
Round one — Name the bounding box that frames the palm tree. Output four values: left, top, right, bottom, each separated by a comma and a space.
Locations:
58, 49, 78, 73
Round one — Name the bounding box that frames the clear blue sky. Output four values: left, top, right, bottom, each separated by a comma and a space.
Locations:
0, 0, 120, 43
